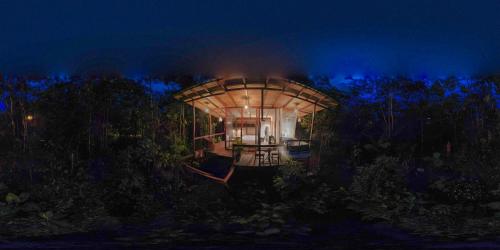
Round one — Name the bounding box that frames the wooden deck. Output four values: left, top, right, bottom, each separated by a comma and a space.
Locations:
211, 140, 232, 157
209, 141, 285, 167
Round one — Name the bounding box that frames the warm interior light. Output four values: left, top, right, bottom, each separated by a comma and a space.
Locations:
26, 115, 34, 121
204, 108, 209, 113
298, 117, 301, 123
218, 117, 223, 122
244, 105, 248, 109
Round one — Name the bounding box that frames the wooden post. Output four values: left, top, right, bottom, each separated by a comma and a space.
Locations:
278, 108, 281, 144
208, 114, 212, 138
309, 103, 316, 144
274, 108, 277, 143
192, 100, 196, 156
240, 108, 243, 140
224, 107, 227, 149
259, 89, 264, 166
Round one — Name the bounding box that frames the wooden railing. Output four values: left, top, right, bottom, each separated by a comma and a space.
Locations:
183, 162, 235, 186
194, 132, 225, 141
283, 139, 314, 152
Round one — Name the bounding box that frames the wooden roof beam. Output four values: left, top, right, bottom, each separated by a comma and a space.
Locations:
194, 100, 224, 118
300, 95, 326, 113
200, 85, 225, 109
282, 95, 295, 109
271, 91, 281, 108
216, 79, 238, 107
226, 91, 238, 107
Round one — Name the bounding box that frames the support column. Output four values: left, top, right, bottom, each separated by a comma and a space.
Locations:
278, 108, 281, 144
240, 108, 243, 141
309, 103, 316, 143
259, 89, 264, 166
208, 114, 212, 137
274, 108, 277, 143
224, 108, 227, 149
192, 100, 196, 156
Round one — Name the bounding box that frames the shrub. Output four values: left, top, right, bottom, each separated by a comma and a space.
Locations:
429, 178, 487, 204
350, 155, 408, 201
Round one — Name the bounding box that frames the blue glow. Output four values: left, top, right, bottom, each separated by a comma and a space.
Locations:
151, 80, 181, 94
27, 80, 46, 87
52, 72, 70, 82
129, 74, 145, 82
350, 74, 365, 80
332, 75, 500, 109
136, 79, 181, 94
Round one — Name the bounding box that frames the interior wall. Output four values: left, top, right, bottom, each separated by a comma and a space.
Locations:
260, 108, 277, 143
225, 107, 283, 145
280, 108, 297, 139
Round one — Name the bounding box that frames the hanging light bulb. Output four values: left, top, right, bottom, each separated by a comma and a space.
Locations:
204, 108, 209, 113
298, 117, 301, 123
243, 94, 250, 110
218, 117, 223, 122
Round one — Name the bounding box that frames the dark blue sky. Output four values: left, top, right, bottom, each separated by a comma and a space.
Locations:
1, 0, 500, 78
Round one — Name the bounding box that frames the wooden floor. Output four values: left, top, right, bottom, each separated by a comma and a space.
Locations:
211, 141, 232, 157
210, 141, 284, 167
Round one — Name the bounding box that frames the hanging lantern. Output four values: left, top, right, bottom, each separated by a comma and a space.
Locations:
218, 117, 223, 122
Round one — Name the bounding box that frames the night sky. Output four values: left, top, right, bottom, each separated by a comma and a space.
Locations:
1, 0, 500, 78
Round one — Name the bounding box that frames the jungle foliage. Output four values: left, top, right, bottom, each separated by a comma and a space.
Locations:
1, 75, 500, 240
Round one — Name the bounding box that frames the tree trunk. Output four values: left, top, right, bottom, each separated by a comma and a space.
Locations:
9, 95, 16, 138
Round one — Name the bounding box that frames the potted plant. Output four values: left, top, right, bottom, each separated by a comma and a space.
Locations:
233, 137, 243, 161
233, 145, 243, 161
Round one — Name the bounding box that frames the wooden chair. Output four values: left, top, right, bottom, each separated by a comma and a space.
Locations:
269, 148, 280, 165
255, 148, 266, 166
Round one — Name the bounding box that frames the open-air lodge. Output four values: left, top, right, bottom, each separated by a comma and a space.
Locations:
174, 76, 337, 184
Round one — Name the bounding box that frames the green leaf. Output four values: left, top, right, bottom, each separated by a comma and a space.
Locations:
39, 211, 54, 221
5, 193, 20, 204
